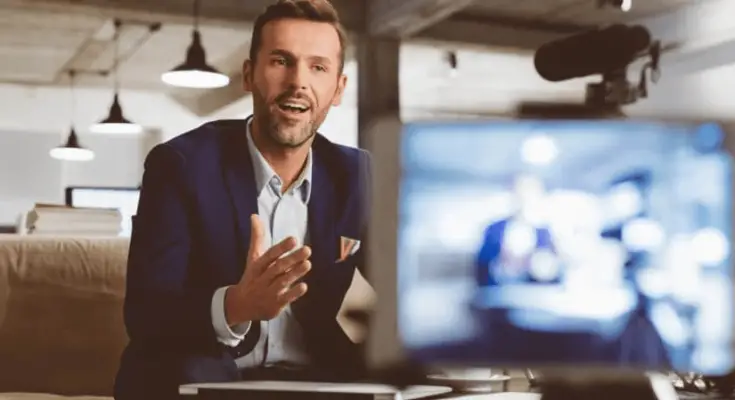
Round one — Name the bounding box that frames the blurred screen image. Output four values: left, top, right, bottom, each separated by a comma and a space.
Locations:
397, 120, 733, 375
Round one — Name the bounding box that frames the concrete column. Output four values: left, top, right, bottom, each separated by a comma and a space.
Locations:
356, 36, 401, 150
355, 35, 404, 370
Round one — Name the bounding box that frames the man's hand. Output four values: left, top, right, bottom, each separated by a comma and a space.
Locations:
224, 214, 311, 326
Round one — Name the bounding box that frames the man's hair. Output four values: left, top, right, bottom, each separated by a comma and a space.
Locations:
249, 0, 347, 72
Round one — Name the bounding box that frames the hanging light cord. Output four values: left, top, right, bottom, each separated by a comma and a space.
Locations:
112, 19, 121, 93
69, 70, 76, 128
193, 0, 200, 31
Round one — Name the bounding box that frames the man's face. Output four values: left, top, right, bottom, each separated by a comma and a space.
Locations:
514, 174, 545, 206
243, 18, 347, 148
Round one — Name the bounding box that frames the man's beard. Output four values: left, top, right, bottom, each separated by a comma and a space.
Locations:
252, 88, 328, 149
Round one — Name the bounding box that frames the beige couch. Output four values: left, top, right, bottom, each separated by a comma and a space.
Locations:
0, 235, 130, 400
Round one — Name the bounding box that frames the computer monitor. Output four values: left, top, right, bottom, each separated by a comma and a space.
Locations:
365, 117, 734, 376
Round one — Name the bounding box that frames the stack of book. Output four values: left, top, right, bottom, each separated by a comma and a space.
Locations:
25, 204, 123, 237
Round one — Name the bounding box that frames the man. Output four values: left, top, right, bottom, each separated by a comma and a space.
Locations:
475, 174, 557, 287
114, 1, 371, 398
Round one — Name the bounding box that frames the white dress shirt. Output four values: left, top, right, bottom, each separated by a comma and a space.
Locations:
210, 121, 313, 369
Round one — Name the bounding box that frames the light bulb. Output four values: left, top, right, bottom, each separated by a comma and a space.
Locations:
50, 147, 95, 162
161, 70, 230, 89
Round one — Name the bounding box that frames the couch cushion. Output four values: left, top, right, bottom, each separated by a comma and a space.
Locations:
0, 235, 130, 396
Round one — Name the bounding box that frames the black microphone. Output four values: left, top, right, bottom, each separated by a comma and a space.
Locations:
534, 24, 652, 82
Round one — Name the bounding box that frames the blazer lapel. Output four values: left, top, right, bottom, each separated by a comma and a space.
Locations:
222, 120, 259, 266
308, 153, 337, 272
294, 140, 337, 319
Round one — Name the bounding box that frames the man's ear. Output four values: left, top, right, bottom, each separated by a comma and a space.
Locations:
242, 59, 253, 92
331, 74, 348, 106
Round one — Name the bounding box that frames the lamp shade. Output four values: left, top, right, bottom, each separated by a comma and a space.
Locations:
50, 127, 95, 162
161, 30, 230, 89
90, 94, 143, 134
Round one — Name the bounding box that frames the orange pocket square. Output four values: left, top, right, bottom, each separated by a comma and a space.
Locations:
338, 236, 361, 262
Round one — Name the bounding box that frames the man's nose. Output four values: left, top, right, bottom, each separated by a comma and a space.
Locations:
286, 62, 309, 89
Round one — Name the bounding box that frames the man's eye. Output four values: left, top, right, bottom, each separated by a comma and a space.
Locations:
313, 65, 327, 72
272, 58, 287, 66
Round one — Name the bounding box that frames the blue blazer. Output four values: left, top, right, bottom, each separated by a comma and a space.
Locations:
114, 119, 371, 399
475, 218, 556, 286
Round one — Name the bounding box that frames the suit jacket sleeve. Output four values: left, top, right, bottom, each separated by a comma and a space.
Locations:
123, 143, 218, 353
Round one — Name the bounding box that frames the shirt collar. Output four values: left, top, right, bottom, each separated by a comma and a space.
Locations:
245, 120, 312, 203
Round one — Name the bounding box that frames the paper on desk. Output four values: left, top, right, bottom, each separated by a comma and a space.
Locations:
182, 381, 398, 393
337, 268, 376, 343
180, 381, 453, 399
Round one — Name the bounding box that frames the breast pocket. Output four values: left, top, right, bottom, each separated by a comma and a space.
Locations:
334, 253, 358, 268
330, 253, 360, 296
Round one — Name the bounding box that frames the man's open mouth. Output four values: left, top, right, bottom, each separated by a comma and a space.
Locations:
278, 101, 310, 114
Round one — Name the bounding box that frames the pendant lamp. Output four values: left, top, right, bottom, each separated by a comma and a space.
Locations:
161, 0, 230, 89
91, 19, 143, 134
51, 70, 95, 162
50, 127, 95, 162
90, 93, 142, 134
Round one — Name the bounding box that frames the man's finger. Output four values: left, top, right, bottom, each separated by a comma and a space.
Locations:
278, 282, 308, 306
271, 260, 311, 289
253, 236, 299, 273
247, 214, 264, 263
262, 246, 311, 281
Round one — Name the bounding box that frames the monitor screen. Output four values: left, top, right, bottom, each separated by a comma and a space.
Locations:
367, 119, 734, 376
65, 187, 140, 237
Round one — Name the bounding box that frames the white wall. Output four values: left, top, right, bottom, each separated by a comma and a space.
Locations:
627, 62, 735, 119
62, 132, 161, 188
0, 131, 64, 225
